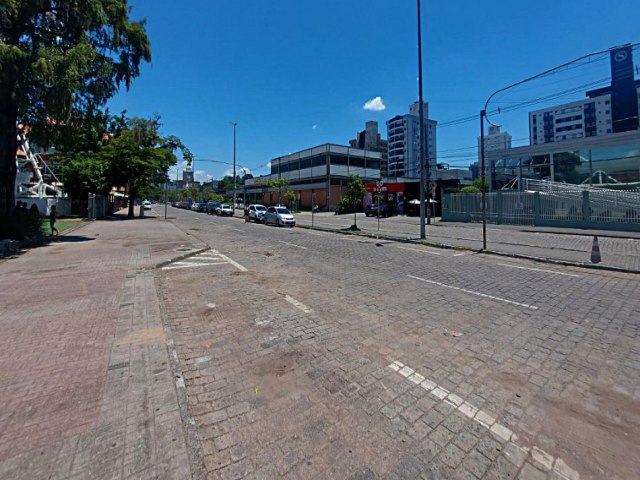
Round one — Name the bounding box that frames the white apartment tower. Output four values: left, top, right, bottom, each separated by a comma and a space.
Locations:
386, 101, 437, 178
477, 125, 512, 163
529, 45, 639, 145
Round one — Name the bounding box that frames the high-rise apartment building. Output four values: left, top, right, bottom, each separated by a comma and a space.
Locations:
349, 121, 388, 177
386, 101, 437, 179
529, 45, 639, 145
183, 168, 194, 182
478, 125, 512, 164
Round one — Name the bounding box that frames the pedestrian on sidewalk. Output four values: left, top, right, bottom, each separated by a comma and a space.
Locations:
49, 205, 59, 236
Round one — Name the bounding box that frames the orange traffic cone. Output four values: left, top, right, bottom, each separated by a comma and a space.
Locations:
590, 235, 601, 263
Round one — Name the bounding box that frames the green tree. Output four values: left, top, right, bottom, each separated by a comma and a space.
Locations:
99, 116, 191, 218
472, 177, 488, 192
180, 186, 199, 201
341, 174, 366, 229
60, 152, 111, 200
265, 177, 295, 207
0, 1, 151, 213
217, 175, 241, 192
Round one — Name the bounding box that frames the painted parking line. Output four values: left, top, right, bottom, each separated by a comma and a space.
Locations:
162, 249, 247, 272
388, 360, 580, 479
407, 274, 538, 310
397, 246, 441, 256
284, 295, 312, 313
497, 263, 581, 278
212, 249, 248, 272
453, 252, 470, 257
278, 241, 307, 249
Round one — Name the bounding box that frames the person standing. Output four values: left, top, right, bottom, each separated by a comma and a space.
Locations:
49, 205, 59, 236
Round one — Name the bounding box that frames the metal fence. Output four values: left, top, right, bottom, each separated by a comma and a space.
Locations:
443, 186, 640, 232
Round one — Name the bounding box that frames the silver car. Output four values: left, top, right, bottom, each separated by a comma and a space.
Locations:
264, 206, 295, 227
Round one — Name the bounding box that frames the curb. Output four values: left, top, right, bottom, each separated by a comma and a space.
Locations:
154, 274, 208, 480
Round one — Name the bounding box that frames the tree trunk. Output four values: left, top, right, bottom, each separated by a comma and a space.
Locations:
128, 186, 137, 218
0, 95, 18, 214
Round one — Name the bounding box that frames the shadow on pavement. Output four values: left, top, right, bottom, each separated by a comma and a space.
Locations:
48, 235, 96, 243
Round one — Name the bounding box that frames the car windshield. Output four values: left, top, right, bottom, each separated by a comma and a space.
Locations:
275, 207, 290, 214
256, 206, 266, 211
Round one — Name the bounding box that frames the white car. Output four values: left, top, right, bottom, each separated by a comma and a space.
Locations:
218, 204, 234, 217
142, 200, 152, 210
248, 204, 267, 223
264, 206, 295, 227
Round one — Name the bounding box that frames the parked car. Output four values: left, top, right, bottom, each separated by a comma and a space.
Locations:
217, 204, 234, 216
247, 204, 267, 223
264, 206, 296, 227
195, 202, 208, 212
365, 203, 396, 218
206, 202, 221, 215
142, 200, 152, 210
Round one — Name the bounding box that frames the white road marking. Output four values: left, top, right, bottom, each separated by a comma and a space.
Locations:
497, 263, 580, 277
206, 303, 217, 309
278, 241, 307, 249
388, 360, 580, 479
162, 249, 247, 272
284, 295, 312, 313
162, 261, 227, 270
397, 246, 441, 255
407, 274, 539, 310
453, 252, 469, 257
210, 249, 248, 272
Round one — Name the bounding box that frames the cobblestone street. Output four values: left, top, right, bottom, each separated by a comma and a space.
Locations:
158, 207, 640, 479
1, 207, 638, 479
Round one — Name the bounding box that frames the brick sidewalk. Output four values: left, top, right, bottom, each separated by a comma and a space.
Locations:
0, 211, 206, 480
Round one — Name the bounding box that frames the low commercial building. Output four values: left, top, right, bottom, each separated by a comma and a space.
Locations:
244, 144, 381, 210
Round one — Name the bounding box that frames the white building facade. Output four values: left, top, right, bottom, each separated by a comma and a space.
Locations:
386, 101, 437, 179
528, 94, 615, 144
529, 45, 640, 145
478, 125, 512, 162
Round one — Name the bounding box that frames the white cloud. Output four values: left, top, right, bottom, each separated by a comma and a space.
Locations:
312, 124, 318, 130
363, 96, 386, 111
194, 170, 212, 183
223, 169, 234, 177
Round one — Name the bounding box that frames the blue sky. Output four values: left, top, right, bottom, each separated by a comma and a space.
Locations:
108, 0, 640, 182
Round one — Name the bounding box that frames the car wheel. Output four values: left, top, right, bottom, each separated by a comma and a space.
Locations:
276, 219, 281, 227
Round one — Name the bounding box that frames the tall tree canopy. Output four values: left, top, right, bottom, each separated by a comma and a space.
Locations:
0, 0, 151, 213
98, 115, 191, 218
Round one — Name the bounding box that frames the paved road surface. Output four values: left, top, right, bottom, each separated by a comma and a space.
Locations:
158, 206, 640, 479
1, 206, 638, 479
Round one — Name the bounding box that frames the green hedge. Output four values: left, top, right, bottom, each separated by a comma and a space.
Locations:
0, 210, 44, 242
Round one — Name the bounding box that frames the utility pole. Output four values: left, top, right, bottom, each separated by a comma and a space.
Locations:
480, 110, 487, 250
417, 0, 426, 239
231, 122, 238, 215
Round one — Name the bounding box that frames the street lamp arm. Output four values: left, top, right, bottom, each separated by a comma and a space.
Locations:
483, 43, 639, 126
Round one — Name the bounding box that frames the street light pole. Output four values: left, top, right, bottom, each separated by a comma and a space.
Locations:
231, 122, 238, 215
480, 110, 487, 250
417, 0, 426, 239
